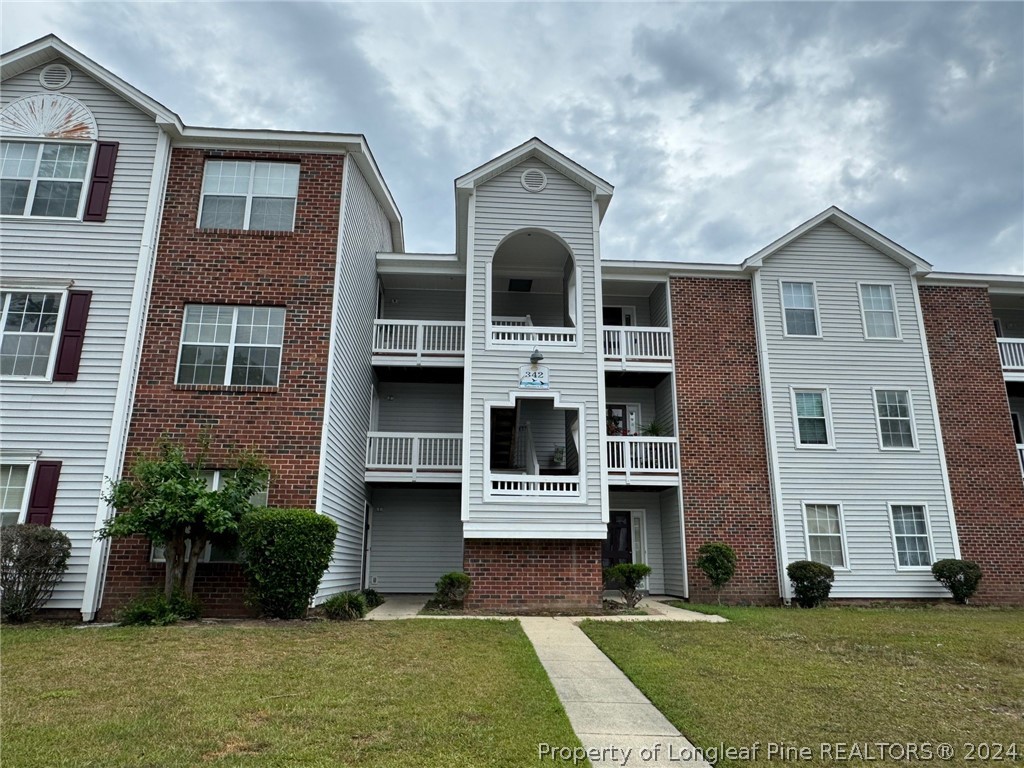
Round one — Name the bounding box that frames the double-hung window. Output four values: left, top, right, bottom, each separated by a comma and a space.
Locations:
0, 291, 65, 378
0, 462, 32, 527
859, 284, 900, 339
792, 389, 833, 447
177, 305, 285, 386
874, 389, 916, 449
0, 141, 92, 218
803, 503, 846, 568
199, 160, 299, 231
889, 504, 932, 568
781, 281, 819, 336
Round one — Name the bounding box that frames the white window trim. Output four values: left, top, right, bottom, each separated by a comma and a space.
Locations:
779, 279, 822, 338
196, 160, 299, 232
790, 386, 836, 449
887, 502, 936, 571
174, 305, 285, 387
0, 457, 37, 526
0, 288, 69, 381
872, 387, 919, 451
0, 139, 96, 220
800, 501, 850, 572
857, 282, 902, 341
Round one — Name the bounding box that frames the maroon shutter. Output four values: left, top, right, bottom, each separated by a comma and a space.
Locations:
82, 142, 119, 222
52, 291, 92, 382
26, 461, 62, 526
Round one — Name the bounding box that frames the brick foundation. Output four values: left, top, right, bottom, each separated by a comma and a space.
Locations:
671, 277, 781, 604
463, 539, 603, 612
919, 285, 1024, 605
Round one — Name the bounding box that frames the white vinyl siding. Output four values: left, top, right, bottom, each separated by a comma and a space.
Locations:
659, 488, 686, 596
198, 160, 299, 231
859, 283, 900, 339
802, 503, 846, 568
889, 504, 934, 569
376, 383, 463, 432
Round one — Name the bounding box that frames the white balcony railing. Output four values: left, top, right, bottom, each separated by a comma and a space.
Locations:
491, 315, 576, 346
603, 327, 672, 367
998, 338, 1024, 371
365, 432, 462, 479
605, 436, 679, 484
372, 320, 465, 362
490, 474, 581, 496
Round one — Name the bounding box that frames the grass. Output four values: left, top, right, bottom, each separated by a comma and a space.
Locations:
0, 620, 582, 767
583, 606, 1024, 768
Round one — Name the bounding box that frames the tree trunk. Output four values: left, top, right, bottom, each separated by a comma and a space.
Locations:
165, 537, 187, 599
183, 536, 206, 598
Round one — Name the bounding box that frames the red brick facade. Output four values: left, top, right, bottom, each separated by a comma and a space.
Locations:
671, 277, 780, 604
463, 539, 603, 612
919, 285, 1024, 604
100, 148, 344, 618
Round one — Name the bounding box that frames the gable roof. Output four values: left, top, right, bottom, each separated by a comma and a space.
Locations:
742, 206, 933, 275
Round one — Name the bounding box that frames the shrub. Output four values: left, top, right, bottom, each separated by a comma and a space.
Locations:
931, 559, 983, 604
360, 588, 384, 609
322, 591, 367, 620
696, 542, 737, 604
603, 563, 652, 609
239, 508, 337, 619
116, 591, 201, 626
787, 560, 835, 608
434, 572, 472, 608
0, 524, 72, 622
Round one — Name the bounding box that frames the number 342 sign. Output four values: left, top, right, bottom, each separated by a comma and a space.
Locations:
518, 365, 550, 389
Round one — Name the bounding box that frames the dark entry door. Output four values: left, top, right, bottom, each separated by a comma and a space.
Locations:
603, 511, 633, 569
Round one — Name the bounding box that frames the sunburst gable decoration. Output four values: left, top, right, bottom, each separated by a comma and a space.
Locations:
0, 93, 98, 141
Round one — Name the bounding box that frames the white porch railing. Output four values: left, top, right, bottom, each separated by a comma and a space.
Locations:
606, 436, 679, 483
372, 320, 465, 361
490, 474, 580, 496
998, 338, 1024, 371
603, 327, 672, 366
491, 315, 577, 346
365, 432, 462, 478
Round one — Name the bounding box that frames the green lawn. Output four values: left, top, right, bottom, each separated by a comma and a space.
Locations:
582, 606, 1024, 767
1, 620, 581, 767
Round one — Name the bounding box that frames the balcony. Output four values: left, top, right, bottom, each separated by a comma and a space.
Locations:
998, 338, 1024, 379
365, 432, 462, 482
372, 320, 465, 367
605, 436, 679, 485
490, 474, 581, 496
603, 327, 672, 371
491, 316, 577, 346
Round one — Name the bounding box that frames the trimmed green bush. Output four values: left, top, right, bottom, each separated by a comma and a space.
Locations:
239, 508, 337, 619
0, 524, 72, 622
931, 559, 983, 604
322, 591, 367, 620
787, 560, 835, 608
604, 562, 653, 608
116, 591, 201, 626
434, 572, 471, 608
360, 588, 384, 609
696, 542, 737, 604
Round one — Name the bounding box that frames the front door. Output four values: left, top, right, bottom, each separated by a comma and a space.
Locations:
603, 511, 633, 570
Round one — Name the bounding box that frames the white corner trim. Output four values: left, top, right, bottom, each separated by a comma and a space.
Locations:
592, 197, 611, 526
459, 192, 476, 522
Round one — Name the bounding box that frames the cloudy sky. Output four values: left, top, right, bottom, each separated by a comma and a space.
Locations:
4, 2, 1022, 274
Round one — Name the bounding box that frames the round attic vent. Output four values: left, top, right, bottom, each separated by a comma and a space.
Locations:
520, 168, 548, 192
39, 63, 72, 90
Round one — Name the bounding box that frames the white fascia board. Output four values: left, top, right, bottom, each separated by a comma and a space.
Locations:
376, 253, 464, 276
600, 260, 748, 281
921, 272, 1024, 293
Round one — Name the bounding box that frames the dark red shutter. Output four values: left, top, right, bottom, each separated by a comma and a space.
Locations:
52, 291, 92, 382
26, 461, 62, 526
82, 142, 119, 222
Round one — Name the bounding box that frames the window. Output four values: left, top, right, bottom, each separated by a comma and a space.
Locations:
874, 389, 916, 449
889, 504, 932, 568
0, 291, 65, 378
0, 463, 31, 527
176, 305, 285, 386
781, 281, 819, 336
859, 284, 900, 339
0, 141, 92, 218
803, 503, 846, 568
199, 160, 299, 231
792, 389, 833, 447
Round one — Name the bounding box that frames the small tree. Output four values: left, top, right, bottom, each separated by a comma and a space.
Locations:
696, 542, 737, 604
0, 524, 72, 622
99, 439, 267, 600
931, 559, 983, 604
604, 563, 652, 609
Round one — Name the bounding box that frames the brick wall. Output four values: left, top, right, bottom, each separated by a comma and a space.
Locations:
671, 277, 780, 604
463, 539, 603, 612
100, 148, 344, 618
919, 285, 1024, 604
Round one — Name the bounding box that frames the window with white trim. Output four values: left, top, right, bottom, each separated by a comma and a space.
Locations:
803, 503, 846, 567
874, 389, 916, 449
793, 389, 832, 447
177, 305, 285, 386
781, 281, 819, 336
860, 284, 900, 339
0, 463, 31, 527
0, 141, 92, 218
0, 291, 65, 378
199, 160, 299, 231
890, 504, 932, 568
